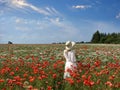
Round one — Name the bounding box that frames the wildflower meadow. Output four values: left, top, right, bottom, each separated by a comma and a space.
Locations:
0, 44, 120, 90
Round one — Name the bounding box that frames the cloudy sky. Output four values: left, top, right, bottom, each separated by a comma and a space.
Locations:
0, 0, 120, 44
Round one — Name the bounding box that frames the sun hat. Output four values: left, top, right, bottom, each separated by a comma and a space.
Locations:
65, 41, 76, 50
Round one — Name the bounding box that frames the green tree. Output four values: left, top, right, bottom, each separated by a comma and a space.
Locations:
99, 33, 107, 43
91, 31, 120, 44
91, 30, 100, 43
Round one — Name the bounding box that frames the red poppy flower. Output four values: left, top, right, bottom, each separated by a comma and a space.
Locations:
52, 73, 57, 79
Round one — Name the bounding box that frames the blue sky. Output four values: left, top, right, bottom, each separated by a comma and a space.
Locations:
0, 0, 120, 44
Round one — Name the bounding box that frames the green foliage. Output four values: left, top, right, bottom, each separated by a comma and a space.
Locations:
91, 30, 100, 43
91, 31, 120, 44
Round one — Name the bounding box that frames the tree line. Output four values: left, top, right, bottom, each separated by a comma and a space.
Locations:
91, 30, 120, 44
5, 30, 120, 44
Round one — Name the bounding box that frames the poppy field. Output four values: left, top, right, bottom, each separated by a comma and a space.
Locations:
0, 44, 120, 90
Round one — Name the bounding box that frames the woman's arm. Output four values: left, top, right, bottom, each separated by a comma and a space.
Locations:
63, 50, 68, 60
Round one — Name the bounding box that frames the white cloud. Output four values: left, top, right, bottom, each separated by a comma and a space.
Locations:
72, 5, 92, 9
49, 18, 61, 26
46, 7, 57, 16
46, 7, 63, 17
10, 0, 51, 15
13, 17, 62, 32
116, 13, 120, 19
15, 18, 21, 23
0, 16, 80, 43
48, 18, 79, 37
55, 18, 60, 22
15, 18, 29, 24
0, 0, 61, 16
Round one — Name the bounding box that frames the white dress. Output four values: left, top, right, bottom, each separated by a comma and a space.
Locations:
63, 50, 77, 79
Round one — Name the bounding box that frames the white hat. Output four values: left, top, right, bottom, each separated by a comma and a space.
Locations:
65, 41, 76, 50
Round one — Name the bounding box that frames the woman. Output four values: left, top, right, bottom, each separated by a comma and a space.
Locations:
63, 41, 77, 79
